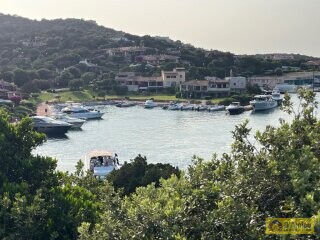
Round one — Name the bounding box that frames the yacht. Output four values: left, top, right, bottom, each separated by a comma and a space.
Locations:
226, 102, 245, 115
31, 116, 72, 135
208, 105, 225, 112
85, 150, 121, 178
53, 114, 86, 129
116, 101, 137, 108
61, 106, 103, 119
271, 90, 283, 105
144, 99, 157, 109
250, 95, 278, 111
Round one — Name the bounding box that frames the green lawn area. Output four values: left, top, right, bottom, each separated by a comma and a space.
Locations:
104, 94, 180, 101
38, 90, 229, 104
38, 90, 94, 102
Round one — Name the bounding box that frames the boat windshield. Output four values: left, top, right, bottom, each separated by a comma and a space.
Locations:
254, 95, 270, 101
90, 155, 116, 171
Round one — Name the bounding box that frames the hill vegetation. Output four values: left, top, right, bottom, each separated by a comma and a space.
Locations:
0, 13, 316, 98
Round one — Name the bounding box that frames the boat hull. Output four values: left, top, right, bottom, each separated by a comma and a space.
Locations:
144, 104, 157, 109
34, 125, 71, 135
227, 108, 245, 115
69, 121, 85, 129
273, 98, 283, 106
68, 112, 103, 119
250, 102, 278, 111
208, 106, 225, 112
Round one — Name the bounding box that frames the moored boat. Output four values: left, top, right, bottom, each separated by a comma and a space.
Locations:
226, 102, 245, 115
167, 101, 182, 110
144, 99, 158, 109
61, 106, 103, 119
208, 105, 225, 112
195, 105, 208, 111
250, 95, 278, 111
31, 116, 72, 135
53, 114, 86, 129
180, 104, 195, 111
116, 102, 137, 108
85, 150, 121, 178
271, 90, 283, 105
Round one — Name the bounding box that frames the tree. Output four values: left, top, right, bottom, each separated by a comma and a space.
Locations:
81, 72, 96, 84
58, 69, 74, 87
274, 67, 283, 76
1, 71, 14, 82
37, 68, 53, 80
107, 155, 180, 196
8, 95, 22, 105
69, 79, 84, 91
0, 110, 100, 239
27, 70, 39, 81
68, 66, 81, 78
13, 68, 29, 87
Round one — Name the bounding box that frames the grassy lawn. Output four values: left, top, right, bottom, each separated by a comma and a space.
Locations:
38, 90, 94, 102
104, 94, 180, 101
38, 90, 229, 104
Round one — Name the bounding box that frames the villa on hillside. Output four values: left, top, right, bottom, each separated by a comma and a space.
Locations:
0, 80, 20, 99
115, 68, 186, 92
136, 54, 180, 65
106, 46, 151, 58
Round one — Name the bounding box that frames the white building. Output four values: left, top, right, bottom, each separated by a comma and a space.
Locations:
161, 68, 186, 87
248, 71, 320, 89
226, 76, 247, 93
180, 79, 230, 98
115, 68, 186, 92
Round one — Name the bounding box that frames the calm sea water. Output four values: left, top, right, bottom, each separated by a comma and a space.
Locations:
34, 94, 320, 172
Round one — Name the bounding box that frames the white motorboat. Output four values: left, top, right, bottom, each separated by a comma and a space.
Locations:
180, 104, 195, 111
271, 90, 283, 105
226, 102, 245, 115
53, 114, 86, 129
31, 116, 72, 135
167, 102, 182, 110
85, 150, 121, 178
195, 105, 208, 111
116, 101, 137, 108
61, 106, 103, 119
250, 95, 278, 111
144, 99, 158, 109
208, 105, 225, 112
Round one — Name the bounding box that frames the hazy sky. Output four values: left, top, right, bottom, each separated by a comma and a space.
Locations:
1, 0, 319, 57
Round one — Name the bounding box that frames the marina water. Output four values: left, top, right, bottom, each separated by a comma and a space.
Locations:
34, 94, 320, 172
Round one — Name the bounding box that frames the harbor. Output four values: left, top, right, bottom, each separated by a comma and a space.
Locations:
33, 93, 318, 172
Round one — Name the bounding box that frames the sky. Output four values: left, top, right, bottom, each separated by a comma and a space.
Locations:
1, 0, 319, 57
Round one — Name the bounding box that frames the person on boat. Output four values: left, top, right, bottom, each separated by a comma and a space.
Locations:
114, 153, 119, 165
98, 156, 103, 165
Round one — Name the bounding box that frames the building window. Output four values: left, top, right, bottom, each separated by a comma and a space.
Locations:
234, 83, 236, 86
